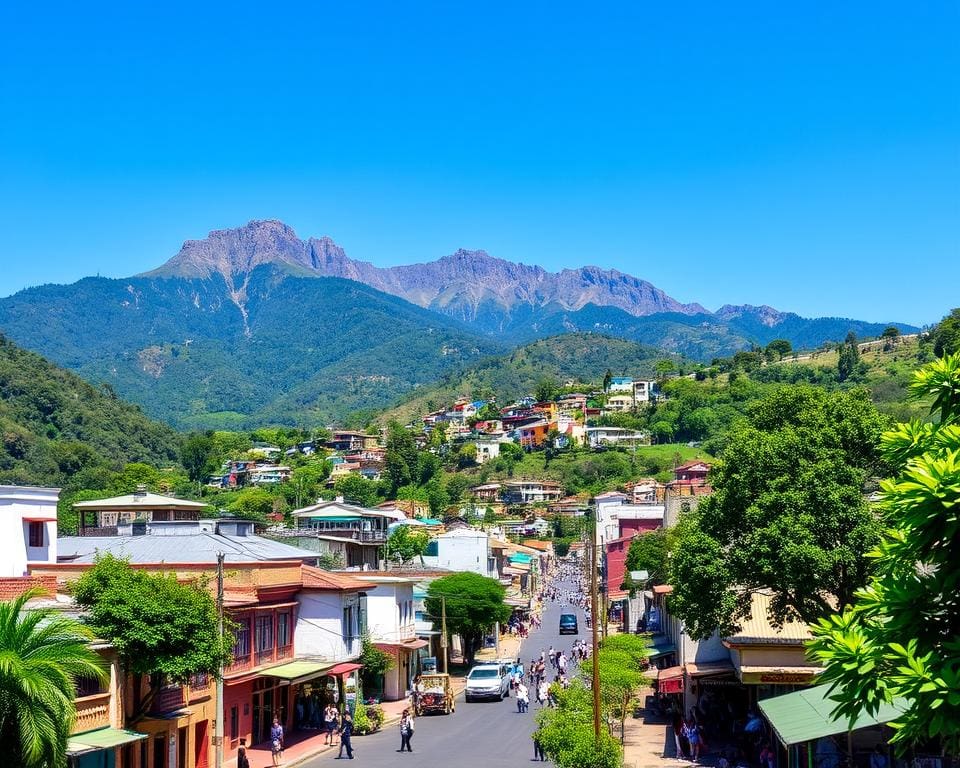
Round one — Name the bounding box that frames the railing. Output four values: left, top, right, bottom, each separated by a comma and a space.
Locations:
151, 686, 186, 715
225, 655, 253, 675
73, 693, 111, 733
276, 644, 293, 661
79, 526, 117, 537
255, 647, 274, 666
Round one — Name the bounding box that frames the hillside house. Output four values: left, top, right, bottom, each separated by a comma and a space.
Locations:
328, 431, 380, 452
517, 420, 551, 449
673, 460, 711, 483
502, 480, 563, 504
0, 484, 60, 577
586, 425, 647, 448
73, 489, 209, 536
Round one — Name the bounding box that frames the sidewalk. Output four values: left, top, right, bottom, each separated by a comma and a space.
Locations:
227, 630, 526, 768
621, 687, 721, 768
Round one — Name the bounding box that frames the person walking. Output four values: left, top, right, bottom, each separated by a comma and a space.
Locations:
537, 679, 549, 706
337, 711, 355, 759
237, 738, 250, 768
533, 733, 546, 761
324, 704, 338, 745
270, 717, 284, 767
517, 681, 529, 713
398, 708, 415, 753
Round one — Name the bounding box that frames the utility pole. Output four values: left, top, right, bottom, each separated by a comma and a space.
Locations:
494, 621, 501, 660
441, 596, 449, 673
215, 552, 225, 768
589, 516, 601, 742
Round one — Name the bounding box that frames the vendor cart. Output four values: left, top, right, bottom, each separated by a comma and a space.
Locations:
414, 673, 456, 716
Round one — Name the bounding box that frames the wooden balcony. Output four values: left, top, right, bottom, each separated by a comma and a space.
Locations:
73, 693, 111, 733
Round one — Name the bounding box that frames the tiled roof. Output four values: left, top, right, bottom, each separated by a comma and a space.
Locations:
73, 492, 209, 510
520, 540, 552, 551
300, 565, 377, 591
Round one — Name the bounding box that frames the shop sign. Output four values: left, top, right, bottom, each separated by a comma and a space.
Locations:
660, 677, 684, 694
741, 671, 813, 684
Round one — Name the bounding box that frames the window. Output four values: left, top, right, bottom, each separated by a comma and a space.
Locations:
277, 612, 290, 649
255, 614, 274, 653
233, 618, 251, 658
28, 522, 44, 548
342, 605, 354, 642
75, 675, 107, 698
229, 705, 239, 742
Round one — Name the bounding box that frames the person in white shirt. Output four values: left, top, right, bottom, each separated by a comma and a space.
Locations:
516, 682, 529, 713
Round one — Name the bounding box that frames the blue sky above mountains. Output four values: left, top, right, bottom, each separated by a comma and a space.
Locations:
0, 2, 956, 323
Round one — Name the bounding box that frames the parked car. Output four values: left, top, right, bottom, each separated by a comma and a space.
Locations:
464, 663, 510, 702
559, 613, 579, 635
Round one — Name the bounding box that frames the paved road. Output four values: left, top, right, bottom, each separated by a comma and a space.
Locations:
302, 577, 586, 768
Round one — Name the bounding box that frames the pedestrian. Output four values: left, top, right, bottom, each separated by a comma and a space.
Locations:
270, 717, 284, 767
324, 704, 338, 745
517, 681, 529, 713
237, 738, 250, 768
684, 718, 702, 762
398, 708, 415, 753
871, 745, 888, 768
337, 711, 354, 759
533, 733, 546, 761
537, 679, 548, 706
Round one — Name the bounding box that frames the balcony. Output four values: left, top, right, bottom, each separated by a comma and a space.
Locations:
73, 693, 111, 733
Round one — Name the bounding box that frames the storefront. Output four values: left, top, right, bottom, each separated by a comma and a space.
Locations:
374, 639, 429, 701
67, 728, 147, 768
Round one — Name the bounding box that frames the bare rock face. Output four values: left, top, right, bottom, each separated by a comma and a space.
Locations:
146, 220, 704, 318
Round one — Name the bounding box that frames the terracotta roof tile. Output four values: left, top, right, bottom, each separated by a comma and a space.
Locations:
300, 565, 378, 591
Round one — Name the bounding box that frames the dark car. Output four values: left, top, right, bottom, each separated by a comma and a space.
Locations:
559, 613, 578, 635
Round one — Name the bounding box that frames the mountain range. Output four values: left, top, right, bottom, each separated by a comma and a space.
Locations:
0, 220, 917, 428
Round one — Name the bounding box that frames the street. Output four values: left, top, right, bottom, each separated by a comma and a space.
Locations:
302, 579, 585, 768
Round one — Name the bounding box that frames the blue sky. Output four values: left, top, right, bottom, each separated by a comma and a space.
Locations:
0, 2, 956, 324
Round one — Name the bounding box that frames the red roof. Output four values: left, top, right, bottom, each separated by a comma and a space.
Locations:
520, 540, 553, 551
673, 460, 712, 472
301, 565, 378, 591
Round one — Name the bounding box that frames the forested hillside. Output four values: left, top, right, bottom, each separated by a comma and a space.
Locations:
0, 334, 180, 487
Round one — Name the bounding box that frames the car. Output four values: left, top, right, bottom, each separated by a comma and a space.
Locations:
559, 613, 579, 635
464, 663, 510, 702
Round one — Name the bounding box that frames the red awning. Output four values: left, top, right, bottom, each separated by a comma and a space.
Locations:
375, 639, 429, 653
327, 662, 363, 677
657, 666, 684, 695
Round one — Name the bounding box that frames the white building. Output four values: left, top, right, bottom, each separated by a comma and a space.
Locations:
592, 492, 664, 546
295, 566, 378, 662
474, 435, 511, 464
421, 528, 496, 578
362, 576, 426, 701
0, 485, 60, 577
586, 426, 647, 448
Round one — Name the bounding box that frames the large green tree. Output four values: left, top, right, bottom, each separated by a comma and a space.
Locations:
383, 422, 418, 495
0, 589, 107, 768
669, 386, 888, 639
809, 354, 960, 754
424, 572, 511, 665
837, 332, 861, 382
621, 528, 672, 589
385, 526, 429, 566
931, 308, 960, 358
73, 555, 232, 718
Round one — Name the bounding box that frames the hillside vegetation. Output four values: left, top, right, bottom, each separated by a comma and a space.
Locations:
0, 334, 180, 487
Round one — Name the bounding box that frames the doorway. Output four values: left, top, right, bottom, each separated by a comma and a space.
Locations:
194, 720, 208, 768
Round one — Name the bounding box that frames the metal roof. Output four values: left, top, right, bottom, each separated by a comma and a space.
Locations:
73, 492, 208, 510
57, 532, 319, 564
724, 591, 813, 645
759, 683, 906, 746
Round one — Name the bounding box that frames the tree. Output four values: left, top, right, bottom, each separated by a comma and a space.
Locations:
594, 634, 650, 742
622, 528, 671, 588
669, 386, 888, 639
654, 359, 677, 377
535, 680, 622, 768
383, 422, 418, 495
602, 369, 613, 392
457, 442, 478, 469
424, 572, 511, 665
838, 332, 860, 382
73, 555, 231, 718
229, 486, 274, 520
931, 308, 960, 358
385, 526, 429, 566
0, 589, 107, 768
180, 432, 216, 484
809, 354, 960, 754
880, 326, 900, 340
765, 339, 793, 361
333, 473, 382, 508
534, 377, 560, 403
358, 633, 392, 693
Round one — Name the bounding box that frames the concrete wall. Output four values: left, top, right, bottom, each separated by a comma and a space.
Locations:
0, 486, 59, 577
295, 590, 362, 661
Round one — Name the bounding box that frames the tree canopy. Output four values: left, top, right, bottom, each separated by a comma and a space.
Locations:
809, 354, 960, 754
931, 308, 960, 358
669, 386, 889, 639
0, 589, 107, 768
424, 572, 511, 665
385, 525, 429, 566
73, 555, 232, 715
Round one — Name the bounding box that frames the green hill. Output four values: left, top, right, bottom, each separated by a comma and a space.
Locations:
378, 332, 680, 424
0, 268, 501, 429
0, 333, 180, 487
